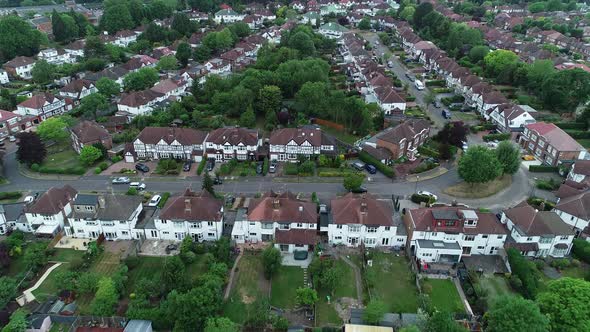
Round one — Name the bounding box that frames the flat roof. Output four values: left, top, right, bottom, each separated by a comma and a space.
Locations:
344, 324, 393, 332
417, 239, 461, 250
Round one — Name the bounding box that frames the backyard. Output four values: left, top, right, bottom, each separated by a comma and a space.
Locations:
477, 275, 514, 306
315, 258, 358, 327
270, 266, 304, 309
421, 278, 464, 313
365, 253, 419, 313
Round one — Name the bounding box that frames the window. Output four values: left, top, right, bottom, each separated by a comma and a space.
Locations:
208, 232, 215, 237
161, 220, 167, 224
249, 232, 257, 236
336, 225, 342, 229
526, 237, 533, 241
119, 220, 126, 224
497, 235, 503, 239
397, 238, 404, 242
482, 235, 488, 239
432, 232, 437, 236
540, 237, 552, 243
297, 223, 303, 228
477, 246, 485, 250
445, 220, 455, 227
463, 235, 475, 241
43, 215, 54, 221
190, 223, 200, 229
367, 227, 377, 233
208, 222, 214, 226
335, 236, 342, 240
121, 231, 128, 235
261, 223, 273, 229
349, 225, 361, 232
384, 226, 390, 231
249, 222, 256, 226
279, 224, 290, 230
365, 238, 376, 245
560, 235, 569, 240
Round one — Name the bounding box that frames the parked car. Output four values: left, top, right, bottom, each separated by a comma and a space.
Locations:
425, 157, 439, 164
225, 195, 235, 206
414, 80, 425, 90
269, 161, 277, 173
213, 177, 223, 185
462, 141, 468, 151
206, 158, 215, 172
487, 141, 499, 149
404, 58, 413, 63
24, 196, 34, 203
135, 163, 149, 173
350, 186, 368, 194
183, 161, 192, 172
522, 155, 535, 161
351, 162, 365, 171
148, 194, 162, 207
442, 109, 451, 119
417, 190, 438, 201
365, 164, 377, 174
8, 136, 16, 142
433, 101, 441, 108
256, 162, 263, 175
387, 61, 393, 68
112, 177, 130, 184
129, 182, 146, 190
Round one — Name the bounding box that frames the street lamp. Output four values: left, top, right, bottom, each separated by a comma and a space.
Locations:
414, 175, 420, 193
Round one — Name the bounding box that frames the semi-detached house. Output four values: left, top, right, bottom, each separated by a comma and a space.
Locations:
553, 191, 590, 237
269, 127, 336, 162
205, 127, 262, 162
127, 127, 208, 162
3, 56, 36, 79
16, 93, 70, 123
20, 185, 77, 237
375, 119, 430, 161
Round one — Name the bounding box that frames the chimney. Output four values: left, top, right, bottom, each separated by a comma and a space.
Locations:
299, 205, 304, 212
98, 196, 106, 209
360, 202, 368, 214
184, 198, 192, 214
273, 199, 280, 210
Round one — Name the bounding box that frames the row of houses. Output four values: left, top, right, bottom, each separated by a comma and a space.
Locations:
0, 185, 577, 263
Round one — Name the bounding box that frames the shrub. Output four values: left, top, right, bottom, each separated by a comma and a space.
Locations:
483, 133, 510, 142
124, 256, 140, 269
556, 122, 587, 130
565, 130, 590, 139
263, 157, 269, 175
417, 145, 440, 158
38, 166, 86, 175
358, 151, 395, 178
197, 158, 207, 175
507, 248, 540, 299
410, 161, 438, 174
0, 192, 22, 200
99, 162, 108, 171
411, 193, 435, 205
94, 167, 102, 174
572, 239, 590, 264
536, 178, 560, 190
111, 155, 123, 163
30, 163, 40, 172
284, 163, 299, 175
550, 258, 570, 270
571, 259, 581, 267
529, 165, 559, 172
126, 188, 138, 195
158, 192, 171, 208
425, 79, 445, 87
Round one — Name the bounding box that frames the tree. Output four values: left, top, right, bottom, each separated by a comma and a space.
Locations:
528, 2, 546, 13
0, 243, 10, 269
229, 22, 250, 38
237, 105, 256, 128
91, 277, 119, 316
176, 42, 192, 67
363, 300, 387, 325
258, 85, 282, 115
77, 93, 110, 119
36, 117, 70, 142
194, 45, 212, 62
157, 55, 178, 71
425, 311, 468, 332
295, 287, 318, 307
16, 132, 46, 166
540, 69, 590, 112
495, 141, 520, 175
162, 256, 186, 291
458, 146, 502, 184
202, 172, 214, 195
484, 50, 519, 81
84, 35, 107, 59
507, 248, 540, 299
79, 146, 103, 166
358, 18, 371, 30
485, 296, 549, 332
537, 278, 590, 332
31, 60, 55, 84
52, 9, 67, 42
100, 3, 134, 34
435, 122, 468, 147
261, 245, 281, 279
171, 13, 193, 36
288, 31, 316, 57
0, 277, 16, 310
77, 272, 100, 295
413, 2, 434, 29
96, 78, 121, 97
399, 6, 416, 21
0, 16, 43, 62
2, 309, 27, 332
123, 67, 159, 92
343, 173, 364, 191
468, 45, 489, 63
204, 317, 239, 332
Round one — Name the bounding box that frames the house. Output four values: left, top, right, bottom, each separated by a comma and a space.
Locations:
319, 22, 349, 39
150, 78, 188, 100
117, 90, 165, 116
501, 202, 575, 258
301, 11, 321, 26
373, 86, 406, 115
404, 207, 507, 263
127, 126, 208, 162
488, 103, 536, 132
37, 48, 73, 65
16, 93, 69, 122
292, 1, 306, 11
114, 30, 137, 47
188, 32, 204, 47
242, 14, 263, 30
554, 191, 590, 237
519, 122, 586, 166
567, 160, 590, 185
58, 79, 97, 101
214, 9, 245, 23
65, 194, 143, 240
320, 4, 346, 16
63, 39, 85, 59
84, 66, 129, 86
205, 127, 262, 162
147, 189, 223, 242
329, 193, 405, 247
475, 91, 508, 115
376, 119, 430, 161
123, 55, 158, 73
0, 110, 22, 138
3, 56, 36, 80
231, 191, 318, 252
20, 185, 77, 236
0, 202, 26, 235
70, 120, 113, 154
0, 69, 9, 84
269, 127, 336, 162
204, 58, 231, 75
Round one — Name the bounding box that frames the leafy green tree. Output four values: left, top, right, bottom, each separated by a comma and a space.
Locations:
258, 85, 282, 115
540, 68, 590, 112
143, 23, 168, 43
84, 35, 107, 59
288, 31, 316, 57
358, 18, 371, 30
458, 145, 502, 184
425, 311, 468, 332
204, 317, 239, 332
239, 106, 256, 128
537, 277, 590, 332
77, 272, 100, 295
164, 282, 223, 331
79, 146, 103, 166
123, 67, 159, 92
485, 296, 549, 332
52, 9, 67, 42
295, 287, 318, 307
100, 3, 134, 34
0, 15, 43, 62
229, 22, 250, 38
399, 6, 416, 21
261, 245, 281, 280
77, 93, 110, 119
60, 14, 79, 43
36, 117, 70, 142
31, 60, 55, 84
2, 309, 27, 332
484, 50, 519, 81
413, 2, 434, 29
176, 42, 192, 67
96, 78, 121, 97
157, 55, 178, 71
91, 277, 119, 316
468, 45, 489, 63
506, 248, 540, 299
194, 46, 212, 62
528, 2, 546, 13
343, 173, 364, 191
162, 256, 186, 292
171, 13, 193, 36
54, 270, 78, 291
23, 242, 48, 272
525, 60, 555, 90
495, 141, 520, 175
202, 172, 214, 195
0, 277, 17, 310
16, 132, 46, 166
363, 300, 387, 325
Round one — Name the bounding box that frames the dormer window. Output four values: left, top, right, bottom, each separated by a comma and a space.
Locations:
464, 219, 477, 227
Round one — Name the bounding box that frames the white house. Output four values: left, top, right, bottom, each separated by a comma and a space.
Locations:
404, 207, 508, 263
16, 93, 69, 122
58, 79, 98, 101
301, 12, 321, 25
214, 9, 245, 24
553, 191, 590, 237
0, 69, 9, 85
488, 104, 536, 132
126, 126, 208, 162
3, 56, 36, 80
205, 127, 262, 161
117, 90, 165, 116
502, 202, 575, 258
37, 48, 74, 65
204, 58, 231, 75
20, 185, 77, 236
113, 30, 138, 47
0, 203, 26, 235
146, 189, 223, 242
269, 127, 336, 162
567, 160, 590, 185
318, 22, 348, 39
65, 194, 144, 240
328, 193, 406, 247
64, 39, 85, 59
373, 86, 406, 115
231, 191, 319, 253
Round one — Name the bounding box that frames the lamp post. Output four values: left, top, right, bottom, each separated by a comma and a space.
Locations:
414, 175, 420, 194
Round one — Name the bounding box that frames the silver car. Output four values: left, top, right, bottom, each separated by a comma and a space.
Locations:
112, 177, 130, 184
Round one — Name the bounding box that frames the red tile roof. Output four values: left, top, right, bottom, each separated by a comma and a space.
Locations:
159, 189, 222, 221
247, 191, 317, 223
331, 193, 393, 226
27, 185, 77, 215
136, 127, 207, 145
408, 207, 507, 235
275, 229, 318, 245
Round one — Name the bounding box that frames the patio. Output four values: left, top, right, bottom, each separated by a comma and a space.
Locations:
281, 252, 313, 268
138, 239, 179, 256
53, 237, 88, 251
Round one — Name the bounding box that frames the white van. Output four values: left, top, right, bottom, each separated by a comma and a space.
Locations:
129, 182, 146, 191
415, 80, 425, 90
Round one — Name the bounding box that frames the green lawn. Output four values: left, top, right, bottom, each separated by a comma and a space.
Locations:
50, 249, 85, 262
478, 275, 513, 303
334, 259, 357, 299
320, 125, 361, 145
559, 264, 590, 279
315, 297, 342, 327
314, 258, 357, 327
453, 112, 478, 122
42, 149, 83, 169
577, 139, 590, 148
421, 278, 464, 313
366, 253, 419, 313
270, 266, 304, 309
32, 263, 70, 301
224, 253, 268, 324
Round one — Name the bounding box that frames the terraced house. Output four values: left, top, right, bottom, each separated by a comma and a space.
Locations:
126, 127, 208, 162
205, 127, 262, 161
269, 127, 336, 162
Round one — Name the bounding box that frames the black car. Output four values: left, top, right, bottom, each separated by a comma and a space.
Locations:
256, 162, 264, 175
206, 158, 215, 172
350, 186, 368, 193
213, 177, 223, 185
183, 161, 192, 172
135, 163, 149, 173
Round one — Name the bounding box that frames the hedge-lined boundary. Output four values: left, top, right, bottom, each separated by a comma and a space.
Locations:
358, 151, 395, 178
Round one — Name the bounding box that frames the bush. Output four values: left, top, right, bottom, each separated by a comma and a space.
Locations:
550, 258, 570, 270
197, 158, 207, 175
565, 130, 590, 139
99, 162, 108, 171
536, 178, 560, 190
556, 122, 587, 130
529, 165, 559, 172
158, 192, 171, 208
358, 151, 395, 178
94, 167, 102, 174
127, 188, 138, 195
410, 161, 438, 174
111, 155, 123, 163
411, 193, 435, 205
572, 239, 590, 264
30, 163, 40, 172
263, 157, 269, 175
425, 79, 445, 87
38, 166, 87, 175
483, 133, 510, 142
0, 192, 22, 200
417, 145, 440, 158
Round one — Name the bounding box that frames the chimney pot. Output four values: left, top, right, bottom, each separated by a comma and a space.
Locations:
184, 198, 192, 213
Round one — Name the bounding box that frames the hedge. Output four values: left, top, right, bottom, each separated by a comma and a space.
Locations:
358, 151, 395, 178
410, 193, 435, 205
564, 130, 590, 139
425, 79, 445, 87
196, 158, 207, 175
483, 133, 510, 142
529, 165, 559, 173
0, 192, 21, 200
556, 122, 587, 130
38, 166, 87, 175
572, 239, 590, 264
417, 145, 440, 158
157, 192, 171, 208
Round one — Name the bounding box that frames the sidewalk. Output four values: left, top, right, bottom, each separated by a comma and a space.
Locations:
406, 166, 449, 182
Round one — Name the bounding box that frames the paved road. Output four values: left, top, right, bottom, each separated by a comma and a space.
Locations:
0, 4, 84, 15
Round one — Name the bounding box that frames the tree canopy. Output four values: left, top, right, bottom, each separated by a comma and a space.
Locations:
16, 132, 46, 166
458, 145, 502, 184
0, 15, 44, 63
485, 296, 549, 332
495, 141, 520, 175
123, 67, 159, 92
36, 116, 72, 142
537, 277, 590, 332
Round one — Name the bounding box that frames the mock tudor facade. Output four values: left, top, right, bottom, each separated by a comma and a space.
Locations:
16, 93, 69, 122
205, 127, 262, 161
127, 127, 208, 162
269, 127, 336, 162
